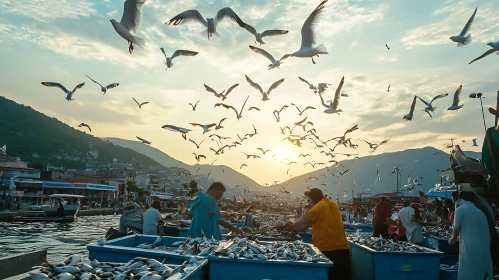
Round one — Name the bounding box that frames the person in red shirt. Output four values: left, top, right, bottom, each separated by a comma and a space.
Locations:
372, 197, 391, 238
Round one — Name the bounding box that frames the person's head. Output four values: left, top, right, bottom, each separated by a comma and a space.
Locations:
403, 200, 411, 207
152, 200, 161, 210
129, 193, 135, 201
304, 188, 324, 207
458, 191, 476, 204
206, 182, 226, 201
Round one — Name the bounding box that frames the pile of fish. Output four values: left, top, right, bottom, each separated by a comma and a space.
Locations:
23, 254, 202, 280
347, 234, 434, 253
440, 263, 458, 269
134, 235, 223, 256
239, 225, 301, 240
213, 237, 331, 262
422, 225, 452, 239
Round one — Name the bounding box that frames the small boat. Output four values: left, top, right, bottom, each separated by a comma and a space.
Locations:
44, 194, 84, 218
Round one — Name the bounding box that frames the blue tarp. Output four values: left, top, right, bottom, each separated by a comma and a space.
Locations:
426, 185, 458, 199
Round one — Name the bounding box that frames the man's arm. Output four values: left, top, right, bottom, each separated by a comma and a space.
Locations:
219, 219, 243, 235
286, 214, 312, 232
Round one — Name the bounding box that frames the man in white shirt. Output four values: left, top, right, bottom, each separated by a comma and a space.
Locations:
142, 200, 163, 235
397, 201, 424, 244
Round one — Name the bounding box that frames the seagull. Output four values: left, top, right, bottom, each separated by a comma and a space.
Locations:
204, 84, 239, 101
249, 46, 289, 70
403, 95, 418, 121
290, 103, 316, 115
166, 7, 245, 40
110, 0, 147, 54
136, 136, 151, 145
237, 134, 247, 142
160, 48, 198, 70
340, 91, 349, 97
385, 43, 390, 50
299, 154, 311, 157
210, 145, 228, 155
244, 153, 260, 159
0, 145, 5, 155
209, 134, 231, 140
387, 84, 391, 92
248, 107, 260, 111
472, 138, 478, 147
211, 159, 217, 165
189, 100, 200, 111
189, 139, 205, 149
340, 169, 350, 176
85, 75, 119, 94
240, 163, 248, 169
450, 7, 477, 47
280, 126, 292, 135
298, 77, 318, 92
214, 95, 250, 120
132, 97, 149, 109
257, 148, 270, 155
288, 161, 297, 165
215, 118, 226, 130
273, 105, 289, 122
190, 123, 217, 134
372, 140, 389, 151
280, 0, 329, 64
161, 125, 192, 140
320, 76, 344, 114
293, 116, 309, 132
193, 153, 206, 162
305, 162, 316, 167
317, 83, 331, 95
245, 124, 258, 138
447, 85, 464, 110
41, 82, 85, 101
418, 93, 449, 116
78, 123, 91, 132
245, 75, 285, 101
469, 41, 499, 64
242, 23, 288, 45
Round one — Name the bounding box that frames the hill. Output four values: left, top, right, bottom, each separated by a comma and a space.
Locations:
0, 96, 164, 173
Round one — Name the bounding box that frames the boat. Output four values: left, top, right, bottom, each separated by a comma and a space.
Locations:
44, 194, 84, 217
0, 250, 47, 279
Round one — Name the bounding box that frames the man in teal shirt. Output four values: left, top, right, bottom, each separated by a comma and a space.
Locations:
189, 182, 243, 239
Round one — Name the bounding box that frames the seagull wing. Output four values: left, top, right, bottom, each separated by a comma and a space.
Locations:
409, 95, 417, 115
140, 102, 149, 106
106, 83, 119, 89
267, 78, 285, 96
319, 93, 330, 108
120, 0, 146, 33
204, 84, 219, 96
71, 83, 85, 95
214, 7, 244, 27
452, 85, 462, 106
239, 95, 250, 115
161, 125, 191, 133
417, 96, 431, 107
245, 75, 264, 95
171, 50, 199, 61
160, 47, 167, 59
242, 22, 258, 36
215, 103, 238, 118
249, 45, 277, 64
279, 105, 289, 112
290, 103, 300, 111
303, 106, 316, 111
430, 93, 449, 104
218, 118, 227, 126
132, 97, 140, 106
85, 74, 102, 87
331, 76, 344, 110
469, 49, 497, 64
189, 139, 198, 147
248, 107, 260, 111
261, 29, 289, 38
298, 76, 312, 86
168, 9, 207, 27
189, 123, 203, 128
300, 0, 327, 49
41, 82, 69, 94
225, 83, 239, 97
459, 7, 477, 36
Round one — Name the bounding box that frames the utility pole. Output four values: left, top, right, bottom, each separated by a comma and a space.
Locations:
351, 190, 354, 200
496, 91, 499, 127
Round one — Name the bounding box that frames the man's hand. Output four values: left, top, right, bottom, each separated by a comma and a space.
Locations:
448, 236, 457, 245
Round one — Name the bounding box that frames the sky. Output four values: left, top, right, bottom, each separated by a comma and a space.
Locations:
1, 0, 498, 185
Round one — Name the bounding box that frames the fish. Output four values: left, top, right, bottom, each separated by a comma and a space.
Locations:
54, 272, 75, 280
63, 255, 81, 266
140, 272, 163, 280
23, 272, 50, 280
347, 233, 433, 253
153, 236, 163, 246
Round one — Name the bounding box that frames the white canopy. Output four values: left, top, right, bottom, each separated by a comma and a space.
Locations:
49, 194, 86, 198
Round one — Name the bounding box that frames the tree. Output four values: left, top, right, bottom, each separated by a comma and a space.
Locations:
126, 180, 150, 198
182, 180, 200, 197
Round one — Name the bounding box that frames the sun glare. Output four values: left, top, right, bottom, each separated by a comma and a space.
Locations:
274, 147, 288, 161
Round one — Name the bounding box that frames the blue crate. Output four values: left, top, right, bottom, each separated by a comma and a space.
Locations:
423, 236, 459, 255
224, 232, 300, 242
207, 242, 332, 280
440, 255, 459, 265
178, 227, 190, 237
440, 268, 458, 280
349, 241, 443, 280
299, 232, 312, 243
353, 224, 373, 232
88, 235, 190, 264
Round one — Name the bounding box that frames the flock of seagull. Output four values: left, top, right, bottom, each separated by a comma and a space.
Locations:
36, 0, 495, 196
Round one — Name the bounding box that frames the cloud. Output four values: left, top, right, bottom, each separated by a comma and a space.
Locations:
374, 55, 398, 63
0, 0, 97, 22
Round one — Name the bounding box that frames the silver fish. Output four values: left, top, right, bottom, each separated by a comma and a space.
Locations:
63, 255, 81, 266
54, 272, 75, 280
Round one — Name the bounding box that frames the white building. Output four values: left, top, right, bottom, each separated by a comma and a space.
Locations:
134, 173, 150, 189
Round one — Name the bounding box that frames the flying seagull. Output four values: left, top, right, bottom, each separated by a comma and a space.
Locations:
245, 75, 285, 101
189, 100, 200, 111
242, 23, 288, 45
447, 85, 464, 110
215, 95, 250, 120
374, 170, 381, 184
166, 7, 245, 40
280, 126, 292, 135
240, 163, 248, 169
110, 0, 147, 54
249, 45, 289, 70
387, 84, 391, 92
469, 41, 499, 64
403, 95, 418, 121
298, 77, 318, 92
371, 140, 389, 152
300, 154, 311, 158
160, 48, 198, 70
215, 118, 226, 130
190, 123, 217, 134
472, 138, 478, 147
248, 106, 260, 111
280, 0, 329, 64
385, 43, 390, 50
273, 105, 289, 122
204, 83, 239, 101
320, 76, 344, 114
290, 103, 315, 115
136, 136, 151, 145
418, 93, 449, 117
257, 148, 270, 155
161, 124, 192, 140
450, 7, 477, 47
78, 123, 91, 132
41, 82, 85, 101
132, 97, 149, 109
189, 139, 205, 149
85, 75, 119, 94
193, 153, 206, 162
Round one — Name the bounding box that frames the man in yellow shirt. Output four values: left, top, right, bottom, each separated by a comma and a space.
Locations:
284, 188, 351, 280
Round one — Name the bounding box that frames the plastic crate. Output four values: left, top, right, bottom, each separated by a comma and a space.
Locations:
423, 236, 459, 255
349, 241, 443, 280
299, 232, 313, 243
440, 255, 459, 265
178, 227, 190, 237
225, 232, 300, 242
439, 268, 458, 280
88, 235, 190, 264
207, 242, 332, 280
159, 225, 179, 237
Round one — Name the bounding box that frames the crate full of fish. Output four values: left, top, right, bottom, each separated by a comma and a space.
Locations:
206, 237, 333, 280
439, 267, 458, 280
347, 235, 443, 280
422, 226, 459, 254
15, 253, 207, 280
229, 226, 302, 242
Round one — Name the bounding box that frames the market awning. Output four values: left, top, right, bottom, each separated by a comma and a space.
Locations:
426, 185, 458, 199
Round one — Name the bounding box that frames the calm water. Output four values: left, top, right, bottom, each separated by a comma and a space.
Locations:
0, 215, 119, 263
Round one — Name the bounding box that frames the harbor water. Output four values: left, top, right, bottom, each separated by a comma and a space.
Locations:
0, 214, 119, 263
